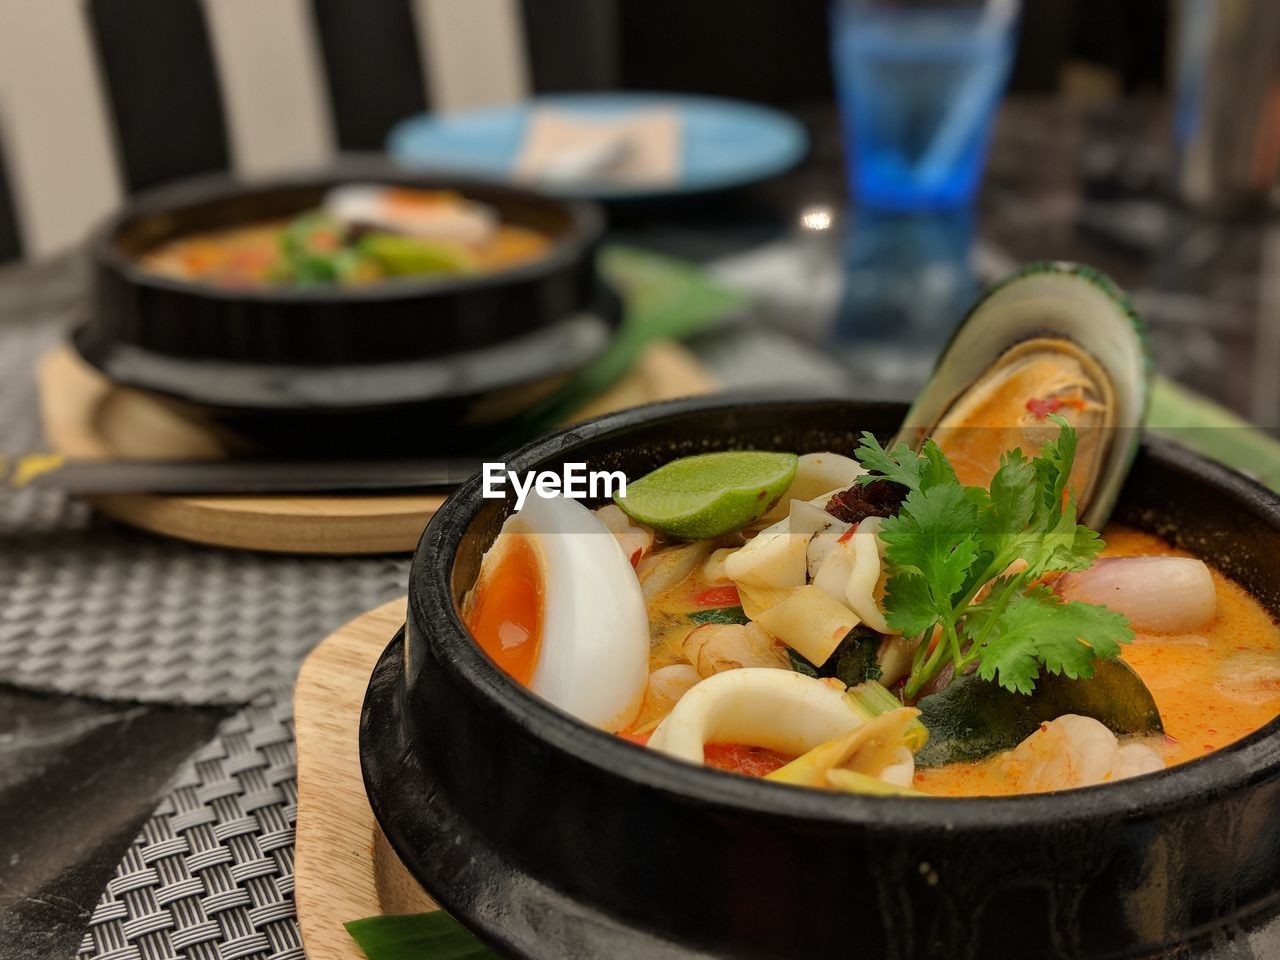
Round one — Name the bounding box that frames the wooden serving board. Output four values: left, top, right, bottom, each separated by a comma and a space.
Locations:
293, 598, 436, 959
38, 342, 718, 555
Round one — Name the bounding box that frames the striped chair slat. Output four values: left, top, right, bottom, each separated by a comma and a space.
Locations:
310, 0, 429, 150
519, 0, 619, 93
0, 125, 23, 263
86, 0, 231, 193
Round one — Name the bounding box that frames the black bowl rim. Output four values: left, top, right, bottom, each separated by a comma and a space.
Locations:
69, 287, 623, 417
408, 393, 1280, 832
89, 161, 605, 305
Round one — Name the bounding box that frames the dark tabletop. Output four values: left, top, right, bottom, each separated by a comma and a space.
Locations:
3, 95, 1279, 960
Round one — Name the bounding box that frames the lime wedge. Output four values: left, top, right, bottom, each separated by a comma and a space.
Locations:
615, 451, 799, 539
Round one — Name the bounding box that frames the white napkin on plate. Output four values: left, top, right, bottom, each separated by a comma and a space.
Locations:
513, 107, 681, 187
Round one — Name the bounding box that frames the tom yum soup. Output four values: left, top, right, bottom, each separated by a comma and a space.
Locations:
139, 184, 551, 289
462, 266, 1280, 798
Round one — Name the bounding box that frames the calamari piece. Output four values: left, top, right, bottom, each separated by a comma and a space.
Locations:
844, 516, 895, 635
1005, 714, 1164, 793
723, 515, 809, 589
751, 585, 860, 667
647, 669, 860, 765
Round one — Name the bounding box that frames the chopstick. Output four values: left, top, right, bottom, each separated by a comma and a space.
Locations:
3, 453, 486, 496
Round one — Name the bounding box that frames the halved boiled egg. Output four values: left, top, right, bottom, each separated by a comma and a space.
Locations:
464, 494, 650, 732
323, 184, 497, 245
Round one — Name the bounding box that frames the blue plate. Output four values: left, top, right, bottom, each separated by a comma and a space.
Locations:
387, 92, 809, 201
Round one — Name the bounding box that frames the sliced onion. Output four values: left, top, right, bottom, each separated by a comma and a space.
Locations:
637, 541, 714, 600
647, 669, 860, 765
1057, 557, 1217, 633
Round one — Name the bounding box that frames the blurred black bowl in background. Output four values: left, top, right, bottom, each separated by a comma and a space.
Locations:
74, 162, 617, 449
86, 161, 606, 366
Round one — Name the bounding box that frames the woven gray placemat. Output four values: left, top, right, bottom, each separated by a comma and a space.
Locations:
0, 319, 411, 707
76, 694, 304, 960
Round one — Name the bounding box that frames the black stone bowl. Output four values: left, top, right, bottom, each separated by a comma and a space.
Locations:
86, 161, 605, 367
362, 396, 1280, 959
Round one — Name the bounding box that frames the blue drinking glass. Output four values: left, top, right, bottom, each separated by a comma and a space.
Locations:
831, 0, 1019, 210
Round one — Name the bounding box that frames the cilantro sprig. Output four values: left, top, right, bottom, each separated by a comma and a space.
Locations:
854, 417, 1132, 698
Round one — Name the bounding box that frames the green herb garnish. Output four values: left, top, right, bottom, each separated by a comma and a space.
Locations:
854, 416, 1132, 699
688, 605, 751, 626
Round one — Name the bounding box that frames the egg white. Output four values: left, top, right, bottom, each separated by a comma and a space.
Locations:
499, 494, 649, 732
323, 184, 496, 245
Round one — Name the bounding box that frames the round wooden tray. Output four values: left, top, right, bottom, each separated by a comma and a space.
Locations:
38, 343, 717, 555
293, 599, 435, 959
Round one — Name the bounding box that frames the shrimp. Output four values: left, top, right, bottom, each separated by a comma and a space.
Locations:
1004, 714, 1164, 794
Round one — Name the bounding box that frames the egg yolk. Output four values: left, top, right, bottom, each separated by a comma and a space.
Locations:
465, 534, 544, 685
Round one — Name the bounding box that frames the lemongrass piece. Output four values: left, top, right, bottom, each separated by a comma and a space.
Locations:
845, 516, 896, 634
683, 622, 789, 678
825, 768, 923, 796
877, 635, 919, 687
844, 681, 928, 751
723, 516, 809, 589
753, 584, 861, 666
760, 452, 868, 523
765, 707, 922, 788
1057, 557, 1216, 633
647, 669, 860, 764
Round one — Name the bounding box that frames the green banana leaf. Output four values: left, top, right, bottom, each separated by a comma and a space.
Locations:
345, 912, 497, 960
1149, 376, 1280, 492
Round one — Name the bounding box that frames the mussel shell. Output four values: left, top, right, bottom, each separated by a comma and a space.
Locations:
897, 261, 1150, 529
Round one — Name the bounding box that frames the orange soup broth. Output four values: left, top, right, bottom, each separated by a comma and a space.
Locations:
915, 524, 1280, 796
142, 220, 550, 287
628, 552, 748, 733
